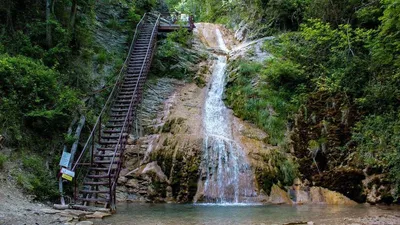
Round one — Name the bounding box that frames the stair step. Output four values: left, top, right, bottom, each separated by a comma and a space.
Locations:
97, 147, 118, 151
109, 113, 129, 117
115, 99, 137, 103
93, 160, 120, 164
78, 198, 109, 203
125, 76, 140, 81
123, 81, 142, 85
87, 174, 116, 179
99, 139, 119, 144
83, 181, 109, 185
89, 167, 109, 171
113, 103, 131, 107
94, 153, 121, 157
105, 124, 129, 129
115, 96, 133, 101
117, 94, 135, 98
102, 128, 121, 133
112, 104, 130, 108
108, 118, 127, 123
102, 135, 126, 139
120, 86, 137, 90
108, 112, 128, 116
80, 190, 109, 194
118, 92, 135, 95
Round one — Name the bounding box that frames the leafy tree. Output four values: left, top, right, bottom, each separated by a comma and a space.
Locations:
0, 54, 81, 143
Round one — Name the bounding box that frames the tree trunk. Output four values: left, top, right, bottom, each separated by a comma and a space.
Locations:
6, 0, 14, 32
68, 115, 86, 169
51, 0, 57, 14
46, 0, 52, 48
69, 0, 78, 32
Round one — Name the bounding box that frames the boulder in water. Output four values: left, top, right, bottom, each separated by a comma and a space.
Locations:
268, 184, 292, 204
309, 187, 357, 205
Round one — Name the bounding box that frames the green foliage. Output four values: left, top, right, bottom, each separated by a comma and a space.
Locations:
152, 28, 198, 79
0, 55, 82, 144
134, 0, 157, 15
226, 59, 303, 145
0, 153, 6, 169
15, 155, 59, 200
256, 149, 299, 194
261, 58, 305, 90
352, 113, 400, 195
220, 0, 400, 200
0, 0, 156, 202
106, 18, 124, 31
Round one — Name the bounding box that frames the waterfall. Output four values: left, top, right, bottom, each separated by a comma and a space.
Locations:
199, 28, 256, 204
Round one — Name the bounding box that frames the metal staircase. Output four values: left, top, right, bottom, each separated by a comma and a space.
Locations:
70, 13, 160, 211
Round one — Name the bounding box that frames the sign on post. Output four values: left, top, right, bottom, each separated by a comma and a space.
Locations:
59, 151, 71, 168
60, 167, 75, 182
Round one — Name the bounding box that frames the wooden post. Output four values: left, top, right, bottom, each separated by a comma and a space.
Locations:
68, 115, 86, 169
59, 116, 78, 205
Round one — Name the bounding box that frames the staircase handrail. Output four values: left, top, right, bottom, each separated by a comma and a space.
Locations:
72, 13, 147, 172
107, 14, 161, 180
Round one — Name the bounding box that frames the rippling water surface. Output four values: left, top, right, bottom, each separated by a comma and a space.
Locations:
98, 203, 399, 225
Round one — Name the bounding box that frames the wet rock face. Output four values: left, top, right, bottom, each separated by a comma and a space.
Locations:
117, 62, 207, 203
267, 181, 357, 205
290, 91, 366, 202
117, 134, 202, 203
234, 21, 249, 42
313, 167, 365, 203
149, 136, 202, 202
363, 173, 398, 204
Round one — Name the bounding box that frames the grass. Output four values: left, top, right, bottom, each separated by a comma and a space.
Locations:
225, 59, 295, 145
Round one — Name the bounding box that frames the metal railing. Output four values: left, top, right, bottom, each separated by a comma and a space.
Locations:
70, 13, 151, 207
106, 14, 161, 208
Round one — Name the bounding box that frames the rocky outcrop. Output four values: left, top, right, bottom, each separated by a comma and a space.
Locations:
266, 182, 357, 205
309, 187, 356, 205
117, 52, 210, 202
269, 184, 292, 204
290, 92, 369, 202
234, 21, 249, 42
362, 171, 398, 204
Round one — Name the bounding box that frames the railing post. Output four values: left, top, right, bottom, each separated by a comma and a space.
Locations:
108, 175, 112, 207
91, 136, 94, 166
98, 116, 102, 141
74, 175, 77, 202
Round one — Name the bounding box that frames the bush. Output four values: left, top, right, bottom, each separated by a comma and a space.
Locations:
256, 149, 299, 194
261, 58, 305, 91
0, 54, 81, 144
0, 153, 6, 169
226, 59, 298, 145
152, 28, 197, 79
352, 113, 400, 196
16, 155, 59, 200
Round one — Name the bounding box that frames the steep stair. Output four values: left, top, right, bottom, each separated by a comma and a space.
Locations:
70, 13, 160, 211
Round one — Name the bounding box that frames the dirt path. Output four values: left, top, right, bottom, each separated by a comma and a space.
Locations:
0, 181, 59, 225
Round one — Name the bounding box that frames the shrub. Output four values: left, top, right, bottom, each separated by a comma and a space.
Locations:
17, 155, 59, 200
352, 113, 400, 196
261, 58, 305, 91
0, 153, 6, 169
0, 54, 81, 144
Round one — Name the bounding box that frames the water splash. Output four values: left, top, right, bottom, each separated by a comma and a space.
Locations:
199, 29, 256, 204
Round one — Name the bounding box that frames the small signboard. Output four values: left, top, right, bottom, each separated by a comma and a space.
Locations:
60, 168, 75, 182
59, 151, 71, 168
61, 168, 75, 177
62, 173, 73, 181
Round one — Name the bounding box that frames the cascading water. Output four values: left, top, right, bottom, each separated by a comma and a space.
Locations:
199, 29, 256, 204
